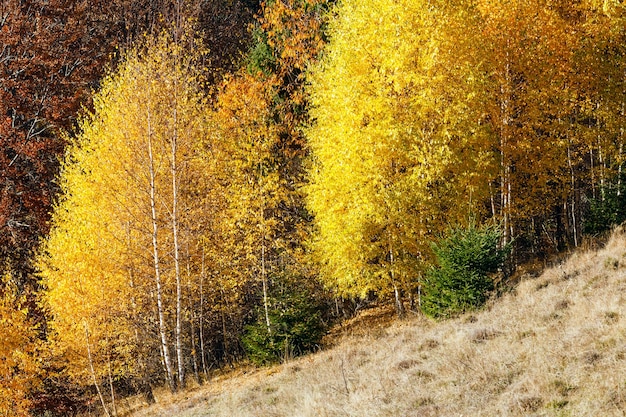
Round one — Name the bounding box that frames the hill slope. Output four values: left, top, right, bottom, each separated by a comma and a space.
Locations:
130, 228, 626, 416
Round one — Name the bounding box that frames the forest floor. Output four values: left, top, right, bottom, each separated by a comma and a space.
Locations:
121, 227, 626, 416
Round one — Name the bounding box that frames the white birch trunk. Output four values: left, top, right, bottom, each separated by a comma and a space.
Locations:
260, 190, 271, 336
84, 321, 111, 417
147, 111, 176, 392
567, 142, 578, 247
499, 46, 513, 248
106, 340, 118, 417
171, 105, 185, 387
262, 239, 272, 336
388, 234, 404, 316
199, 247, 208, 378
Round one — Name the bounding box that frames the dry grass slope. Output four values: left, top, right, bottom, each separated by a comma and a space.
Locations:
130, 227, 626, 417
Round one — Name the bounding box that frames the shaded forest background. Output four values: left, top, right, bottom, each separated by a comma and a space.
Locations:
1, 0, 626, 415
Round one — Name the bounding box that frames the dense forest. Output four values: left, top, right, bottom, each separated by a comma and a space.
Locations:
1, 0, 626, 415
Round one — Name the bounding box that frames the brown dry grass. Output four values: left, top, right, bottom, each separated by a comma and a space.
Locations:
128, 227, 626, 417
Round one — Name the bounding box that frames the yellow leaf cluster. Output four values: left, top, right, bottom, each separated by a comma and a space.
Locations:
39, 30, 210, 389
0, 278, 38, 417
306, 0, 490, 298
306, 0, 626, 297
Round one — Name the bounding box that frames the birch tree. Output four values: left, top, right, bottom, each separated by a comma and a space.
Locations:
39, 31, 210, 403
202, 0, 332, 354
306, 0, 490, 312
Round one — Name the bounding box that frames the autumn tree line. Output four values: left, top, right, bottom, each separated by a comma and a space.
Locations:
1, 0, 626, 415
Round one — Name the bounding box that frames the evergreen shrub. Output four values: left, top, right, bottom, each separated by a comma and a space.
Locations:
242, 274, 328, 366
421, 223, 510, 319
584, 176, 626, 235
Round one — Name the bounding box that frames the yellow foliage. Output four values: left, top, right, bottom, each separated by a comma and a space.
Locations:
0, 277, 39, 417
308, 0, 626, 296
306, 0, 491, 298
39, 30, 210, 392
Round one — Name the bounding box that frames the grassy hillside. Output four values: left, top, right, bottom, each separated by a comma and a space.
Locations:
127, 227, 626, 417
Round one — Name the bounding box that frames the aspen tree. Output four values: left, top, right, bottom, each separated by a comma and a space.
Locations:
473, 0, 582, 249
306, 0, 489, 310
208, 74, 278, 337
200, 0, 332, 359
575, 1, 626, 234
40, 31, 210, 400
